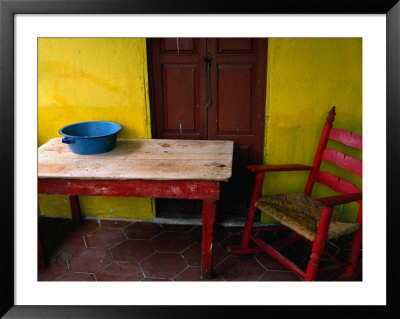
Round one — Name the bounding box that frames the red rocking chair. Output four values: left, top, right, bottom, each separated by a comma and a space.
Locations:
229, 107, 362, 281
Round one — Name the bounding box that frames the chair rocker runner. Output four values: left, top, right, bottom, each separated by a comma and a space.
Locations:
229, 107, 362, 281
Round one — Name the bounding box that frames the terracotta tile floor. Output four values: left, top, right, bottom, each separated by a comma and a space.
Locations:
38, 217, 359, 281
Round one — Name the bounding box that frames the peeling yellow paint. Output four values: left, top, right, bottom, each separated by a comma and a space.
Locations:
39, 194, 71, 218
38, 38, 154, 220
261, 38, 362, 223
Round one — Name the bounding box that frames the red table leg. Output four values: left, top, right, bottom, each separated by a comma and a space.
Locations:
69, 195, 82, 226
201, 198, 216, 279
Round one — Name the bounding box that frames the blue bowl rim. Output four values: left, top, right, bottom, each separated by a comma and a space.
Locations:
59, 121, 122, 139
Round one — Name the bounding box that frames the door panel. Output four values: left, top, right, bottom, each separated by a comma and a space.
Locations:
150, 38, 207, 140
162, 38, 198, 54
217, 64, 253, 134
217, 38, 254, 53
148, 38, 267, 220
162, 64, 198, 132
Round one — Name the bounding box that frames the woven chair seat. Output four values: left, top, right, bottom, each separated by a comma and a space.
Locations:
255, 193, 360, 242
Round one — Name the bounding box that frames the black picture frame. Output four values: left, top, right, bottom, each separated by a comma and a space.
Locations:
1, 0, 399, 318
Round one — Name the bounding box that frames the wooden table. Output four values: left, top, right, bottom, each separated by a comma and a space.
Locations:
38, 138, 234, 279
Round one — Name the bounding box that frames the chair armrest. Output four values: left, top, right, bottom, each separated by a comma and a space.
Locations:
248, 164, 313, 173
314, 193, 362, 207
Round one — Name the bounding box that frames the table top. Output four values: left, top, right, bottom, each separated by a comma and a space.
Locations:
38, 138, 234, 181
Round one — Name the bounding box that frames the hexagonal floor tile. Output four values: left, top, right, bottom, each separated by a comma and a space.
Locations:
111, 240, 154, 263
85, 228, 125, 249
189, 226, 231, 243
140, 252, 187, 279
100, 219, 132, 229
216, 255, 266, 281
124, 222, 164, 240
53, 235, 86, 259
69, 220, 101, 237
173, 266, 224, 281
141, 277, 172, 281
96, 262, 143, 281
38, 257, 69, 281
256, 253, 291, 271
55, 272, 96, 281
68, 248, 112, 273
151, 232, 194, 252
279, 247, 307, 269
220, 233, 242, 249
182, 242, 228, 267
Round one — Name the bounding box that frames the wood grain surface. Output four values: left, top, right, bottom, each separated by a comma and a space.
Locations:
38, 138, 234, 181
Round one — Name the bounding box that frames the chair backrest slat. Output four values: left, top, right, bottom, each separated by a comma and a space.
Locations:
329, 128, 362, 150
305, 107, 362, 198
316, 171, 361, 194
321, 149, 362, 177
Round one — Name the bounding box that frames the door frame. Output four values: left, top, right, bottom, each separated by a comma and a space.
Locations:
146, 38, 158, 138
147, 38, 268, 149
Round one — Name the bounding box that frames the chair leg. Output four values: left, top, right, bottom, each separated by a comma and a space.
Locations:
240, 172, 264, 248
346, 202, 362, 277
305, 206, 333, 281
345, 227, 362, 277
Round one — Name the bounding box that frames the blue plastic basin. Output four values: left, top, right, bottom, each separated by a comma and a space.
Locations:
59, 121, 122, 155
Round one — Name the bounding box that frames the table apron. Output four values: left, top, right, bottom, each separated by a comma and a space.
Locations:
38, 178, 220, 200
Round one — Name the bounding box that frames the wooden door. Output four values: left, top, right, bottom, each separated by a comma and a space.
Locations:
149, 38, 208, 140
148, 38, 267, 221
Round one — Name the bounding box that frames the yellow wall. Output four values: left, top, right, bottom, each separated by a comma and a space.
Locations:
262, 38, 362, 223
38, 38, 154, 220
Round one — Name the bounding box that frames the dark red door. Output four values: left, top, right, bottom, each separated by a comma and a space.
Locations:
149, 38, 208, 140
148, 38, 267, 221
